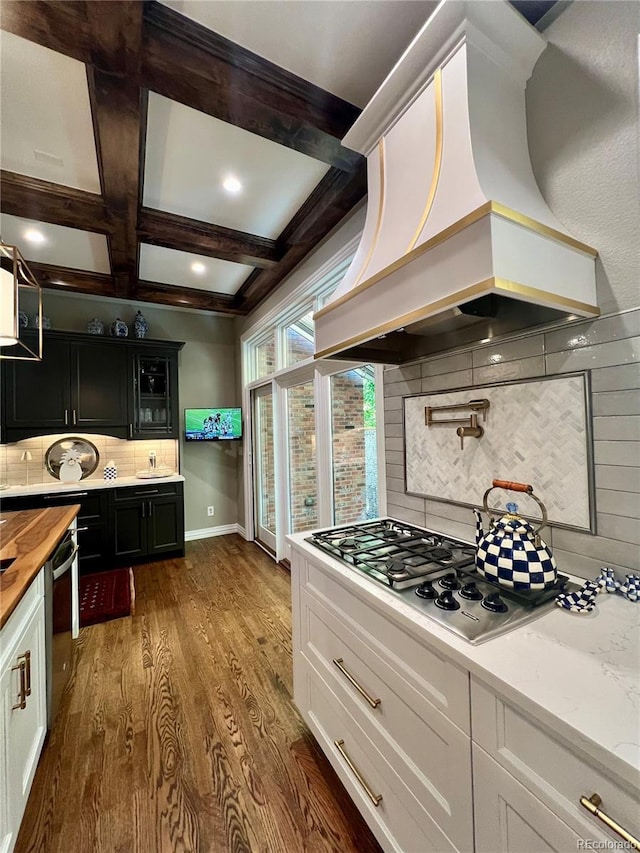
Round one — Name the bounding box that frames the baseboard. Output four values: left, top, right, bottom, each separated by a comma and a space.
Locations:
236, 525, 247, 540
185, 524, 243, 541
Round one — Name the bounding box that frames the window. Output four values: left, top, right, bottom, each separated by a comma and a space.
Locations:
255, 332, 276, 380
331, 366, 379, 525
285, 310, 314, 366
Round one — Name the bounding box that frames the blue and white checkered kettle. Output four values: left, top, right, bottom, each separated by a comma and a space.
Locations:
474, 479, 557, 591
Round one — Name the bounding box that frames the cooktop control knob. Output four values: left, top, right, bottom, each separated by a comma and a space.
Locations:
459, 581, 483, 600
482, 592, 509, 613
438, 573, 460, 590
415, 580, 436, 600
435, 589, 460, 611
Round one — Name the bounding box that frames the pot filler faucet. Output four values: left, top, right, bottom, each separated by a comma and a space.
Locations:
425, 399, 490, 449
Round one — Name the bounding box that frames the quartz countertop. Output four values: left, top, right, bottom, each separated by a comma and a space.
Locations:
0, 474, 185, 499
0, 505, 80, 628
288, 531, 640, 792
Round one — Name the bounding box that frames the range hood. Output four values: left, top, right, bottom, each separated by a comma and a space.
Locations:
314, 0, 599, 364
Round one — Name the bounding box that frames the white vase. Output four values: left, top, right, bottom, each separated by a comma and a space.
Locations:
59, 459, 82, 483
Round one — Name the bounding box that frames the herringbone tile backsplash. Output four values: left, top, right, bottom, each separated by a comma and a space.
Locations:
404, 375, 590, 529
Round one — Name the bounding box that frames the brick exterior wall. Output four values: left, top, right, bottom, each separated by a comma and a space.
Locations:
288, 382, 318, 532
286, 328, 314, 364
332, 371, 367, 525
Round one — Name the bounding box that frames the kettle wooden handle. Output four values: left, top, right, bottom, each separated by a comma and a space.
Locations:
492, 479, 532, 494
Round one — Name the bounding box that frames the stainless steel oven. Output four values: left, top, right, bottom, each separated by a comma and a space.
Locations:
44, 529, 77, 728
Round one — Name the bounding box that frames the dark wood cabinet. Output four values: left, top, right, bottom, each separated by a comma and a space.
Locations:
3, 335, 71, 435
0, 489, 109, 574
129, 348, 180, 439
71, 341, 129, 432
109, 482, 184, 563
1, 330, 183, 443
0, 481, 184, 571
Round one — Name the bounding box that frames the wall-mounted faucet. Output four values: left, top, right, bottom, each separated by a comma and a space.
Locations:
425, 399, 490, 450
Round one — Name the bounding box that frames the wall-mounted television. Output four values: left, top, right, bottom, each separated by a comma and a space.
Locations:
184, 407, 243, 441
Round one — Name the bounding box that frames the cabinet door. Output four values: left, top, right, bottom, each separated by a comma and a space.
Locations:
473, 745, 600, 853
70, 341, 128, 434
110, 500, 147, 559
130, 350, 179, 439
1, 602, 47, 851
147, 495, 185, 556
3, 336, 70, 435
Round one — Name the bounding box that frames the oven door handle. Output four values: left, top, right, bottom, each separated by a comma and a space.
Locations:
52, 545, 78, 580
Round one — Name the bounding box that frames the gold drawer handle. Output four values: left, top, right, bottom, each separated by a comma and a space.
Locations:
334, 739, 383, 807
11, 658, 27, 710
580, 793, 640, 849
332, 658, 381, 709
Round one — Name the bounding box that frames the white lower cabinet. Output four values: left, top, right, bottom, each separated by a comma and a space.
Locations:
473, 745, 589, 853
292, 551, 473, 853
291, 547, 639, 853
0, 571, 47, 853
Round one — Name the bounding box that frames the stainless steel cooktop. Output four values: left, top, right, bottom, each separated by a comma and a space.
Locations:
305, 518, 577, 644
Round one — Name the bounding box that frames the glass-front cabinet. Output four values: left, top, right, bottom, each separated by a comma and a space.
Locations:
130, 349, 179, 438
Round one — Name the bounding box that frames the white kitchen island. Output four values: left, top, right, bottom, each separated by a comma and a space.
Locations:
288, 531, 640, 853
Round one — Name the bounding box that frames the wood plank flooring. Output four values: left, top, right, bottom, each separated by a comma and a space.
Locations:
15, 536, 382, 853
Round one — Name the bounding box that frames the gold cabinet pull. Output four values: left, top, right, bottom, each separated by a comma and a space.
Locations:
580, 794, 640, 849
11, 659, 27, 710
24, 650, 31, 696
334, 739, 383, 807
333, 658, 381, 709
72, 409, 77, 424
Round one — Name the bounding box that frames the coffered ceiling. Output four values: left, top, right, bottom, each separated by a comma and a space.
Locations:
0, 0, 557, 317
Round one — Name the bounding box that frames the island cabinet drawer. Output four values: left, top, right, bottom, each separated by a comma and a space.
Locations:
299, 658, 470, 853
300, 555, 470, 733
299, 589, 474, 852
471, 677, 640, 845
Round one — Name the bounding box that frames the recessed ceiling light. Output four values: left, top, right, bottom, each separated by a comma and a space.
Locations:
24, 229, 46, 245
222, 175, 242, 194
191, 262, 206, 275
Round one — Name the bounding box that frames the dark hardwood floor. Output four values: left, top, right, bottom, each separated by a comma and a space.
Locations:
16, 535, 382, 853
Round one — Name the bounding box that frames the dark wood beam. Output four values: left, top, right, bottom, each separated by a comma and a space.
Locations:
29, 262, 117, 298
233, 164, 367, 312
0, 171, 113, 233
0, 1, 90, 63
85, 1, 145, 300
137, 208, 281, 269
135, 281, 247, 314
142, 2, 363, 172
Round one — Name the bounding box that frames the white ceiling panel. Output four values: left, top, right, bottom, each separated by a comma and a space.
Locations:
143, 93, 329, 238
161, 0, 437, 107
0, 32, 101, 192
0, 215, 110, 273
139, 244, 253, 295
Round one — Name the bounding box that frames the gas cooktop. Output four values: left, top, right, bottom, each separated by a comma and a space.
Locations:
305, 518, 577, 644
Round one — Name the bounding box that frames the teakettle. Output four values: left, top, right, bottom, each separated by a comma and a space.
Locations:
474, 479, 557, 591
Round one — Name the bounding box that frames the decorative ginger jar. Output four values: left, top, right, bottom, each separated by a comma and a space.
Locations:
87, 317, 105, 335
133, 310, 149, 339
110, 318, 128, 337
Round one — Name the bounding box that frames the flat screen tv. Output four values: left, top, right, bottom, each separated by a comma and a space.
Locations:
184, 407, 243, 441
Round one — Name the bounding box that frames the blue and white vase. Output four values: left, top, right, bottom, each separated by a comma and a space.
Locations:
133, 310, 149, 339
87, 317, 105, 335
110, 318, 128, 337
18, 311, 29, 328
32, 314, 51, 329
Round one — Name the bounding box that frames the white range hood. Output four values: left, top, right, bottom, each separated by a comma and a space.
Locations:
314, 0, 599, 363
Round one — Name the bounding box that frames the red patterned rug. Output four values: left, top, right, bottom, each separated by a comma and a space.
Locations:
79, 568, 135, 627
